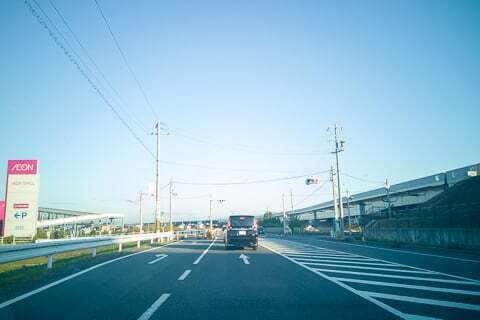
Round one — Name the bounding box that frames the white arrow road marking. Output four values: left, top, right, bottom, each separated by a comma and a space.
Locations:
148, 254, 168, 265
239, 254, 250, 265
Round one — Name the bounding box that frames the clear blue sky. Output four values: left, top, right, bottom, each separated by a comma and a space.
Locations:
1, 0, 479, 223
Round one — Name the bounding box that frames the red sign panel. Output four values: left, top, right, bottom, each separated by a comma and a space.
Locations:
7, 160, 38, 175
13, 203, 29, 209
0, 201, 5, 221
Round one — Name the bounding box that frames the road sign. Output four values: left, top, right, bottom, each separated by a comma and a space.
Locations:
3, 160, 40, 238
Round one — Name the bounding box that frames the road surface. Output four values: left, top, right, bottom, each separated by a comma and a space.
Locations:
1, 235, 479, 320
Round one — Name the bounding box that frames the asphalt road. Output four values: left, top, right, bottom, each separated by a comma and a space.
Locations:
0, 234, 479, 320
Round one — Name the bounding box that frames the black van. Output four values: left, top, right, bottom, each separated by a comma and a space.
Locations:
224, 215, 258, 250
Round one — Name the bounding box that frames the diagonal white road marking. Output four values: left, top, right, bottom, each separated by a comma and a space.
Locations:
137, 293, 170, 320
261, 238, 480, 320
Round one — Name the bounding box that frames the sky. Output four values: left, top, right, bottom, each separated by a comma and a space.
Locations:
1, 0, 479, 223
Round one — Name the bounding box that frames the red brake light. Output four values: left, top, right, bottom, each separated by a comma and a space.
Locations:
226, 222, 232, 231
253, 220, 258, 231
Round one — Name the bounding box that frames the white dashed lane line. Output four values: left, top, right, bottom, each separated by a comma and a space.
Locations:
193, 238, 217, 265
178, 270, 192, 281
137, 293, 170, 320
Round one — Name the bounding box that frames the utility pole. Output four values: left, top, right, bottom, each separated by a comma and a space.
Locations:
209, 194, 213, 232
139, 191, 145, 233
385, 179, 391, 218
208, 195, 226, 235
282, 193, 287, 235
154, 122, 161, 233
346, 190, 351, 235
330, 166, 338, 236
331, 124, 345, 239
169, 179, 173, 231
290, 189, 295, 215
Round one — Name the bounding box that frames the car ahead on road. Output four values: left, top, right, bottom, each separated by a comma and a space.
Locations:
224, 215, 258, 250
258, 226, 265, 235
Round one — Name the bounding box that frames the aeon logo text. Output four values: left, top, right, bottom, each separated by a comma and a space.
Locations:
7, 160, 38, 175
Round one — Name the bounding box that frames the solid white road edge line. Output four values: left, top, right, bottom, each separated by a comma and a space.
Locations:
0, 242, 177, 310
193, 238, 216, 265
178, 269, 192, 281
137, 293, 171, 320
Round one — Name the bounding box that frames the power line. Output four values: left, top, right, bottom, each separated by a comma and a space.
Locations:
160, 159, 316, 173
341, 172, 384, 185
25, 0, 155, 158
293, 180, 329, 208
173, 170, 329, 186
93, 0, 159, 120
49, 0, 151, 135
168, 126, 329, 156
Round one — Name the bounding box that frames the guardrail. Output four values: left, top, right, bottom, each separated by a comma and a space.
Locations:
0, 232, 174, 269
175, 229, 208, 239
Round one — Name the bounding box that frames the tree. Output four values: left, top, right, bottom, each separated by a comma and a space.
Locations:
263, 211, 273, 220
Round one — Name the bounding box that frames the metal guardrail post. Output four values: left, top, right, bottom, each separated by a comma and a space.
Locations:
92, 248, 97, 257
118, 243, 122, 252
47, 255, 53, 269
137, 240, 141, 248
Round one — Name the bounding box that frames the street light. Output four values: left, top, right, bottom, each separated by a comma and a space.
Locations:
169, 179, 178, 232
127, 191, 147, 233
209, 195, 226, 233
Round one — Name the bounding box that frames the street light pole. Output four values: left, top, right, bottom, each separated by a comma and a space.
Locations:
330, 166, 338, 236
209, 195, 225, 234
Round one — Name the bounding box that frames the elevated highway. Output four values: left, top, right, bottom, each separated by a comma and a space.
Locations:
274, 163, 479, 221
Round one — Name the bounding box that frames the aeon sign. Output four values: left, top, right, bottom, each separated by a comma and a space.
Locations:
3, 160, 40, 238
8, 160, 38, 175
